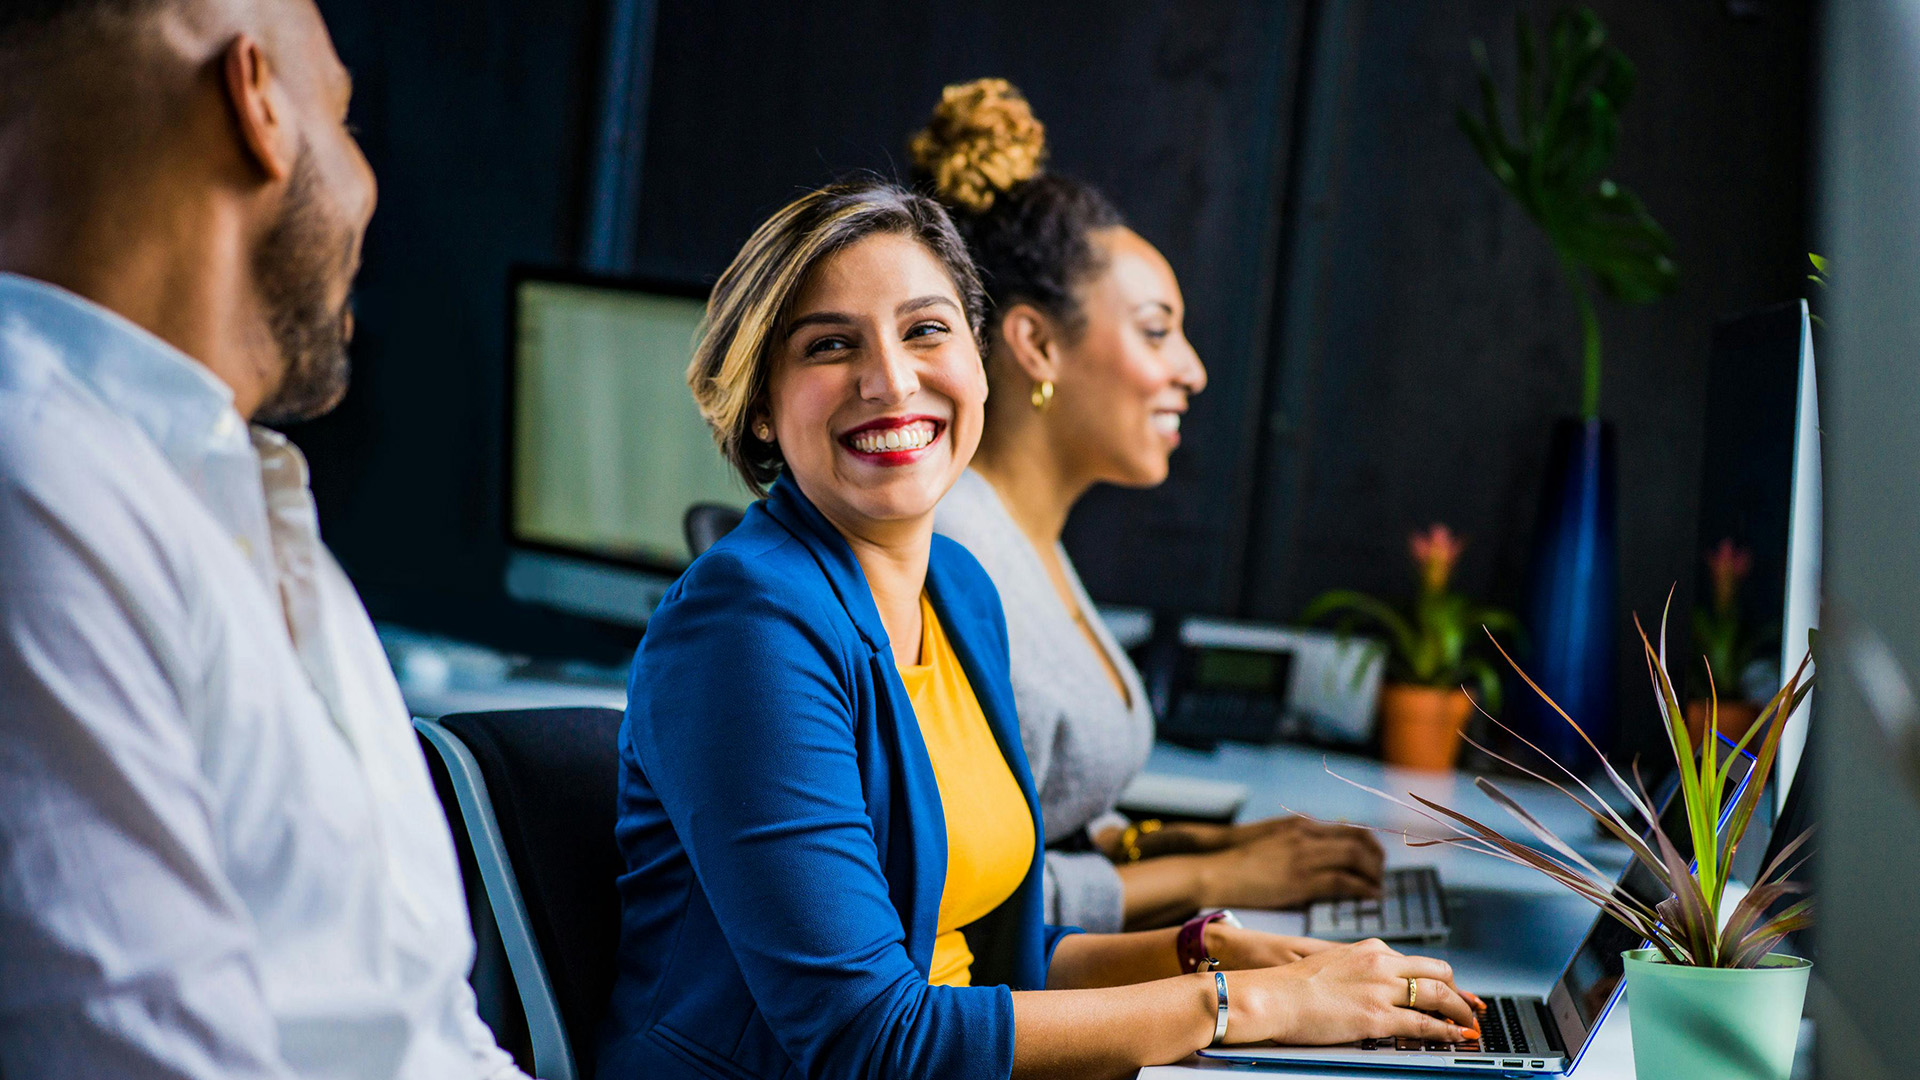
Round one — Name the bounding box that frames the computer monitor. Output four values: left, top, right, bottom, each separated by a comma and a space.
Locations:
504, 268, 750, 626
1691, 299, 1821, 808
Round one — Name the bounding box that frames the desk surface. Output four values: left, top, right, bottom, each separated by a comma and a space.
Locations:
1139, 741, 1811, 1079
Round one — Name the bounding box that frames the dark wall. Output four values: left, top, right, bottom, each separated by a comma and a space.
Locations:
302, 0, 633, 660
298, 0, 1311, 661
296, 0, 1813, 752
1239, 0, 1810, 761
629, 0, 1309, 613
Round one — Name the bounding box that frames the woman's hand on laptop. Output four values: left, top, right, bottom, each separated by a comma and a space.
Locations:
1220, 938, 1481, 1046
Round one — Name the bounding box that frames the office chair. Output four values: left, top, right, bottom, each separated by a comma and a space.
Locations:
414, 708, 625, 1080
683, 502, 744, 559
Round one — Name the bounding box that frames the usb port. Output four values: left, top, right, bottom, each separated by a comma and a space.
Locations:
1502, 1061, 1524, 1068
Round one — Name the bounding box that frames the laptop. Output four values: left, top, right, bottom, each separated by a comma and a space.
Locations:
1202, 742, 1754, 1075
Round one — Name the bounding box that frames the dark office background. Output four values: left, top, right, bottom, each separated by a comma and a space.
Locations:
295, 0, 1811, 761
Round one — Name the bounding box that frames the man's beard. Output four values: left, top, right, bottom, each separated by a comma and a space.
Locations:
252, 149, 358, 427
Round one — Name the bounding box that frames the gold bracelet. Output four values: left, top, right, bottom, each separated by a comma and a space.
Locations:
1120, 818, 1163, 863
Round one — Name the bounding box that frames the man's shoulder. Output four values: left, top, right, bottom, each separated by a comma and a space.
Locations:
0, 355, 196, 601
0, 340, 154, 488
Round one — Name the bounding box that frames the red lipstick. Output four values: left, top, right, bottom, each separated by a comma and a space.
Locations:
838, 414, 945, 467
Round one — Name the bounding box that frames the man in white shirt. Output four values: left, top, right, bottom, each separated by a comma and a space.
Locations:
0, 1, 528, 1078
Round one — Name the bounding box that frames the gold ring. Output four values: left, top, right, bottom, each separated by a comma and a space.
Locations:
1406, 977, 1418, 1009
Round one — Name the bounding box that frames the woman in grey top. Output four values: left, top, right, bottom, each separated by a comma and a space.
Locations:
921, 79, 1384, 934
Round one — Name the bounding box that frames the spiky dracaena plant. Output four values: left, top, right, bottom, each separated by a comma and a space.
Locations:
1338, 604, 1813, 968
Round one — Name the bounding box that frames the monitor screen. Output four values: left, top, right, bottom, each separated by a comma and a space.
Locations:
510, 273, 749, 572
1690, 300, 1820, 799
1194, 647, 1290, 696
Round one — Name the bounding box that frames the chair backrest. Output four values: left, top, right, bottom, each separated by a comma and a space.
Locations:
438, 707, 625, 1078
683, 502, 745, 559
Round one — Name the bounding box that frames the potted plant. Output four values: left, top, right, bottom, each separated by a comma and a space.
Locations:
1303, 526, 1522, 770
1687, 539, 1777, 744
1357, 611, 1814, 1080
1458, 7, 1679, 767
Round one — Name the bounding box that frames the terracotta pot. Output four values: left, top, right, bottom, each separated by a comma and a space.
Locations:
1683, 699, 1763, 749
1379, 684, 1475, 771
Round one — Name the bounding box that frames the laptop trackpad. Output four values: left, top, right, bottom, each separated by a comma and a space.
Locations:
1228, 908, 1308, 936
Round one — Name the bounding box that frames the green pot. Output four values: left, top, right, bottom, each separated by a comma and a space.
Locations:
1622, 949, 1810, 1080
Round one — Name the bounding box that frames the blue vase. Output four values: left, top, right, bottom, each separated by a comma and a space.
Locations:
1517, 417, 1618, 770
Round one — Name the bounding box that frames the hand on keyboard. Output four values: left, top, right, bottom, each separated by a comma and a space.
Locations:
1195, 817, 1386, 910
1215, 938, 1480, 1047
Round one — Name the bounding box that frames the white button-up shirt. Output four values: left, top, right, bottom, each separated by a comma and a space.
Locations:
0, 273, 525, 1080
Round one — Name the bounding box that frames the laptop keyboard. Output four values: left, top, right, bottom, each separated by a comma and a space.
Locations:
1306, 866, 1448, 942
1353, 998, 1531, 1056
1473, 998, 1533, 1054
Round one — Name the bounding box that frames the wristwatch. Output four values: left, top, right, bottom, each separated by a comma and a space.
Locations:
1176, 909, 1243, 974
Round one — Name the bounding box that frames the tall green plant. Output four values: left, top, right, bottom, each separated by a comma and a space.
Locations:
1459, 7, 1679, 419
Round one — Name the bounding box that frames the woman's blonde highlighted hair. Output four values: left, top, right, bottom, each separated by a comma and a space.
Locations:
689, 179, 986, 495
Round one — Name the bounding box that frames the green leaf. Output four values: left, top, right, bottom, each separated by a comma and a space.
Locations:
1462, 656, 1504, 714
1458, 3, 1676, 412
1302, 590, 1419, 667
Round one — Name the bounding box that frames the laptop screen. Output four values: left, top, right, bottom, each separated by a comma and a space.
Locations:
1547, 739, 1755, 1058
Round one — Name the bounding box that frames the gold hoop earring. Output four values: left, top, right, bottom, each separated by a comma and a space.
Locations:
1030, 379, 1054, 412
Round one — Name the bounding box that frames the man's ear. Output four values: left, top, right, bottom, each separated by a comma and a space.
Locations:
997, 303, 1063, 384
222, 34, 298, 182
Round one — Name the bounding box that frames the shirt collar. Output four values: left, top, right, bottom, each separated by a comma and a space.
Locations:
0, 272, 251, 473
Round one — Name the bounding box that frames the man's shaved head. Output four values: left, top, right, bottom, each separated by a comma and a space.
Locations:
0, 0, 161, 41
0, 0, 375, 423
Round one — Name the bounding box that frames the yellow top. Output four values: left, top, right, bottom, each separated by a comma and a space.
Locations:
897, 593, 1036, 986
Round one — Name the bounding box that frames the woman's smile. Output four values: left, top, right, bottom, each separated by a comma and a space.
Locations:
1149, 407, 1184, 445
840, 414, 947, 464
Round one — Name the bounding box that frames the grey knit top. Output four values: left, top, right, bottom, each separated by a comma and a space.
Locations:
933, 469, 1155, 932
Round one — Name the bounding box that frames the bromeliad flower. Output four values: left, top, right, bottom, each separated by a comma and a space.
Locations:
1305, 523, 1521, 713
1409, 524, 1465, 596
1704, 539, 1753, 615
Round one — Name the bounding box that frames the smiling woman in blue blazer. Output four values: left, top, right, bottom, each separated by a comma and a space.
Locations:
597, 180, 1481, 1080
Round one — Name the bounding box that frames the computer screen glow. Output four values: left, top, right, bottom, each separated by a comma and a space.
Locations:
512, 278, 748, 569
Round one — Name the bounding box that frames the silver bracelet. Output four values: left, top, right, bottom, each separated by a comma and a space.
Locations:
1210, 970, 1230, 1046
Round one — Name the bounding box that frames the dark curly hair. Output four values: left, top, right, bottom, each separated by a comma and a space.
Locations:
909, 78, 1125, 338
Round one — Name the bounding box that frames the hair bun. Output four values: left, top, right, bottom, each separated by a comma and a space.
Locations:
909, 77, 1046, 214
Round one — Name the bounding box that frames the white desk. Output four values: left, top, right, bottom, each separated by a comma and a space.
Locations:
1138, 741, 1645, 1079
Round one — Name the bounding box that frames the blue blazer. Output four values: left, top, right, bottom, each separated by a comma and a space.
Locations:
597, 476, 1076, 1080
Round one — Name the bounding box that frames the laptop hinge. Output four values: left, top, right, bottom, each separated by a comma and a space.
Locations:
1532, 999, 1569, 1054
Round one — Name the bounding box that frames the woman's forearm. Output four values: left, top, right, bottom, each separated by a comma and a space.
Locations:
1011, 974, 1218, 1080
1046, 926, 1185, 989
1115, 853, 1216, 928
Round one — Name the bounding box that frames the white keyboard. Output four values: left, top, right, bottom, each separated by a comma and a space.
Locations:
1304, 866, 1450, 944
